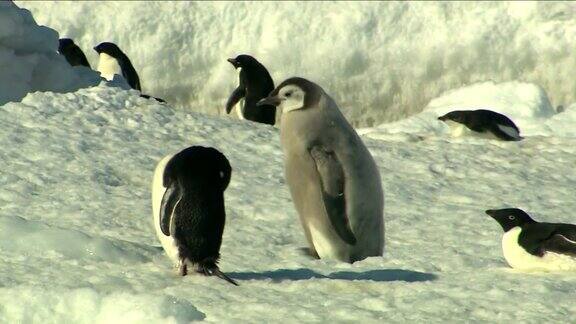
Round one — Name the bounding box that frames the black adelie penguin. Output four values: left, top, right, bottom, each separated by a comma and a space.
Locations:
58, 38, 91, 68
94, 42, 165, 103
94, 42, 141, 91
226, 54, 276, 125
438, 109, 522, 141
152, 146, 238, 285
486, 208, 576, 271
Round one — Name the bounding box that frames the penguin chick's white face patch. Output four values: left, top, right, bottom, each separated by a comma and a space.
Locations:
97, 52, 122, 81
277, 85, 306, 113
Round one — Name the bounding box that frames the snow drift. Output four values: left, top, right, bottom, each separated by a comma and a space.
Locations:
16, 1, 576, 126
0, 2, 99, 106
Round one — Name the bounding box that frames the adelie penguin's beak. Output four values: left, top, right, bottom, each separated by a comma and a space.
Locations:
227, 58, 239, 69
437, 115, 447, 121
257, 96, 282, 107
485, 210, 497, 218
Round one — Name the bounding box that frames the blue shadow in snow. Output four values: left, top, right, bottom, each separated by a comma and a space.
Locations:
229, 268, 437, 283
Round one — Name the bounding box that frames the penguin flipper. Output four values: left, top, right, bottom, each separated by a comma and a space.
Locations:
309, 146, 357, 245
540, 234, 576, 257
491, 124, 522, 141
226, 87, 246, 114
159, 184, 181, 236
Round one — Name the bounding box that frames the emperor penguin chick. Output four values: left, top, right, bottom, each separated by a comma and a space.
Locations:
258, 77, 384, 263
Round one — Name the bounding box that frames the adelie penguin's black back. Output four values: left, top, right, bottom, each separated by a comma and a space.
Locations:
226, 55, 276, 125
163, 146, 232, 272
59, 38, 91, 68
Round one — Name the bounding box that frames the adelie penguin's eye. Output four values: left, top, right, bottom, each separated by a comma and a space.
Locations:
219, 171, 225, 178
285, 92, 292, 97
508, 215, 516, 220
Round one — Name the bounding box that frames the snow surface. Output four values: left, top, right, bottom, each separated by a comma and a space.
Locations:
1, 82, 576, 322
16, 1, 576, 127
0, 2, 99, 106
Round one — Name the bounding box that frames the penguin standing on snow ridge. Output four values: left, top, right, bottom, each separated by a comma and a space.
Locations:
257, 77, 384, 263
226, 55, 276, 125
438, 109, 522, 141
152, 146, 237, 285
58, 38, 91, 68
94, 42, 141, 91
94, 42, 166, 103
486, 208, 576, 271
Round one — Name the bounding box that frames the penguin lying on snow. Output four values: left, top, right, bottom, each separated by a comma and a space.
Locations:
258, 77, 384, 263
486, 208, 576, 271
58, 38, 91, 68
152, 146, 238, 285
438, 109, 522, 141
226, 54, 276, 125
94, 41, 165, 103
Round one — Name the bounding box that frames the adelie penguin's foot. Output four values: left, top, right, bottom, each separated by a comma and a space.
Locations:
196, 261, 239, 286
178, 259, 188, 276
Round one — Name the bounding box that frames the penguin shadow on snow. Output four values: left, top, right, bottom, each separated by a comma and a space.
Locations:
228, 268, 437, 283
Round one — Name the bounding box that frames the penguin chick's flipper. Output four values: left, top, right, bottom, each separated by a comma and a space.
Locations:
197, 262, 239, 286
539, 234, 576, 257
309, 146, 357, 245
226, 87, 246, 114
159, 184, 181, 236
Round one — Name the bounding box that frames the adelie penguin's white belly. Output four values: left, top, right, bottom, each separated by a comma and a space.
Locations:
502, 227, 576, 271
97, 53, 123, 81
152, 154, 180, 265
444, 121, 500, 140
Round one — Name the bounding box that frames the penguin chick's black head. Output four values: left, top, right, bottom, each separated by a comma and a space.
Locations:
227, 54, 259, 69
163, 146, 232, 191
94, 42, 124, 58
486, 208, 537, 232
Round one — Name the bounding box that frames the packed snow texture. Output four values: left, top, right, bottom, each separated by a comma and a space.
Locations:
1, 81, 576, 322
16, 1, 576, 127
0, 2, 99, 106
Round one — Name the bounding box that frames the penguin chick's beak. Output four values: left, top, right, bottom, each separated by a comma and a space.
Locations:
257, 96, 282, 107
227, 58, 239, 69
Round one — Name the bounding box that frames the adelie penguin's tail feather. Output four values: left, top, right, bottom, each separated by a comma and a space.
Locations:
197, 262, 239, 286
212, 268, 239, 286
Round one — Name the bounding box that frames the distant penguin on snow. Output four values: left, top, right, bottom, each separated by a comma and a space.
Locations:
94, 42, 165, 103
486, 208, 576, 271
258, 77, 384, 263
94, 42, 141, 90
438, 109, 522, 141
58, 38, 91, 68
152, 146, 237, 285
226, 54, 276, 125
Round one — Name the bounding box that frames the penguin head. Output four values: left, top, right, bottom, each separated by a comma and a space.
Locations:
257, 77, 321, 113
163, 146, 231, 192
94, 42, 124, 58
227, 54, 258, 69
58, 38, 75, 52
438, 110, 469, 123
486, 208, 537, 232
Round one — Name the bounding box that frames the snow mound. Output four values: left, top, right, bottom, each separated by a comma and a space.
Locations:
0, 216, 150, 264
17, 1, 576, 126
0, 2, 99, 106
0, 287, 204, 323
361, 81, 557, 140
